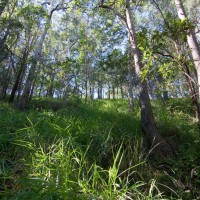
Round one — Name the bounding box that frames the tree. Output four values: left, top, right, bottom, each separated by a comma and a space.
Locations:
100, 0, 175, 157
174, 0, 200, 98
18, 1, 69, 109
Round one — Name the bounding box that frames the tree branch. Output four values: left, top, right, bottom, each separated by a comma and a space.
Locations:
99, 1, 126, 22
151, 0, 170, 29
153, 51, 175, 59
154, 51, 199, 86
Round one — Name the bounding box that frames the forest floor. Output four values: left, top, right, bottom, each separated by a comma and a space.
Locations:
0, 98, 200, 199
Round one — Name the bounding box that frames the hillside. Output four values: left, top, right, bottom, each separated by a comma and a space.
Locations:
0, 98, 200, 199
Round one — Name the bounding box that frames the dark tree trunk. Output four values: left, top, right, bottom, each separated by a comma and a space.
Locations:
112, 85, 115, 99
0, 65, 12, 100
98, 81, 103, 99
85, 79, 88, 103
108, 84, 111, 99
9, 53, 28, 103
120, 85, 124, 99
29, 79, 36, 102
125, 0, 175, 157
47, 72, 55, 98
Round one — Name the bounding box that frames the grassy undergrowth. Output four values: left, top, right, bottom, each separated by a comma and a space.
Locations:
0, 98, 200, 199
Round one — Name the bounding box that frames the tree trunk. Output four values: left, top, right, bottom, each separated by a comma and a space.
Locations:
120, 85, 124, 99
125, 0, 175, 157
19, 21, 49, 109
47, 72, 55, 98
174, 0, 200, 98
183, 63, 200, 122
108, 84, 111, 99
0, 65, 12, 100
29, 78, 36, 102
112, 85, 115, 99
98, 81, 103, 99
128, 86, 134, 112
128, 47, 134, 111
9, 52, 28, 102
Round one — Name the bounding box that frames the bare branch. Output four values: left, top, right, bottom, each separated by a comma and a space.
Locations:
151, 0, 171, 29
50, 4, 69, 19
41, 2, 51, 6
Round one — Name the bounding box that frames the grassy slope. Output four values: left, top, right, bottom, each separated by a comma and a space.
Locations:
0, 98, 199, 199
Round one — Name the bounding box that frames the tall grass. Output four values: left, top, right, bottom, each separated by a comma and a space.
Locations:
0, 98, 200, 199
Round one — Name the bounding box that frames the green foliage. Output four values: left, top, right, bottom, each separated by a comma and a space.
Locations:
16, 5, 48, 30
1, 98, 200, 199
165, 12, 194, 42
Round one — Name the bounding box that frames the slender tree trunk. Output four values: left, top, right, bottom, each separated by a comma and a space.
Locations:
128, 86, 134, 112
38, 83, 43, 97
112, 85, 115, 99
108, 84, 111, 99
125, 0, 174, 157
174, 0, 200, 98
19, 21, 49, 109
120, 85, 124, 99
18, 1, 60, 108
9, 52, 28, 102
174, 42, 200, 121
0, 65, 12, 100
29, 78, 36, 102
128, 47, 134, 111
183, 64, 200, 122
47, 72, 55, 98
85, 78, 88, 103
98, 81, 103, 99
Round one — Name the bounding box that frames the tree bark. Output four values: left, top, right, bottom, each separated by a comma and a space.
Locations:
128, 49, 134, 111
174, 0, 200, 98
47, 72, 55, 98
120, 85, 124, 99
18, 19, 49, 109
108, 83, 111, 99
183, 63, 200, 122
18, 1, 64, 108
125, 0, 175, 157
9, 51, 28, 102
0, 65, 12, 100
112, 85, 115, 99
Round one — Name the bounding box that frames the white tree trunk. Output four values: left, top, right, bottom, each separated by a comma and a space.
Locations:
19, 25, 49, 109
19, 2, 54, 108
174, 0, 200, 98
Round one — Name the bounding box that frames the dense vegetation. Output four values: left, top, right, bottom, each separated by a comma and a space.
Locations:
0, 98, 200, 199
0, 0, 200, 199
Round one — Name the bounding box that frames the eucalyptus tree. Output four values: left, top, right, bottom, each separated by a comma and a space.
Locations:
0, 1, 24, 100
8, 3, 46, 102
174, 0, 200, 98
0, 0, 20, 62
18, 0, 72, 109
142, 0, 200, 121
99, 0, 175, 156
